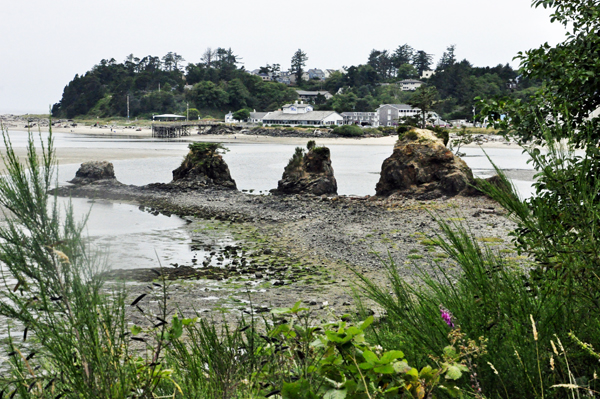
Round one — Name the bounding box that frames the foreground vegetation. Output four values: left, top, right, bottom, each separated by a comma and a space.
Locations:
2, 1, 600, 397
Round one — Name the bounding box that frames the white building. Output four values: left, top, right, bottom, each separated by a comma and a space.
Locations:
295, 90, 333, 102
398, 79, 424, 91
262, 102, 343, 126
341, 112, 379, 127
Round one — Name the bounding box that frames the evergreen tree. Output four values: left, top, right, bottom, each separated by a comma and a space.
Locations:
412, 51, 433, 75
290, 49, 308, 84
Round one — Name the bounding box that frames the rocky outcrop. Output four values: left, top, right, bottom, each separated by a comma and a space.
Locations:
169, 143, 236, 190
69, 161, 121, 185
275, 144, 337, 196
375, 128, 475, 199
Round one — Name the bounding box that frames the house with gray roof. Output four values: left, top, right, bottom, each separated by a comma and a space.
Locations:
398, 79, 424, 91
295, 90, 333, 102
262, 101, 343, 126
307, 69, 326, 80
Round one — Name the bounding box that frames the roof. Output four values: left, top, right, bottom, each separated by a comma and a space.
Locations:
153, 114, 185, 118
341, 112, 376, 116
283, 103, 312, 109
399, 79, 424, 84
249, 112, 268, 119
377, 104, 416, 110
295, 90, 332, 96
263, 110, 341, 122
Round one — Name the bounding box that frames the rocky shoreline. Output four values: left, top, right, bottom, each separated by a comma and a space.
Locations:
55, 180, 517, 324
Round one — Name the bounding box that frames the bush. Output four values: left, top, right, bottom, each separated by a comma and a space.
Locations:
306, 140, 316, 150
430, 126, 450, 146
356, 121, 600, 397
0, 127, 175, 397
188, 107, 200, 120
332, 124, 363, 137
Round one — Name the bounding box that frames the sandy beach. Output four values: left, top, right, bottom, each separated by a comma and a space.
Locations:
6, 122, 518, 153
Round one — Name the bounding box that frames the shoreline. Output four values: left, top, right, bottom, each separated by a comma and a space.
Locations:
6, 123, 517, 149
54, 181, 516, 322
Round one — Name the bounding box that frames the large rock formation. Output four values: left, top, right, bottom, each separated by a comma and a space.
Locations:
69, 161, 121, 185
170, 142, 236, 189
275, 143, 337, 196
375, 128, 475, 199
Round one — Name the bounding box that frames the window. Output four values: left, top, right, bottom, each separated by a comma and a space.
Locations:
387, 115, 391, 121
388, 109, 391, 114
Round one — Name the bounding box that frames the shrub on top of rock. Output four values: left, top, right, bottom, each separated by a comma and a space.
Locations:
275, 141, 337, 196
171, 142, 236, 189
333, 125, 363, 137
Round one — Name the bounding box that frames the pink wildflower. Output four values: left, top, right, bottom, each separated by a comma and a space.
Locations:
440, 306, 454, 328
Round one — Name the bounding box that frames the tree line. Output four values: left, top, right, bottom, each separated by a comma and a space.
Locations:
52, 45, 536, 121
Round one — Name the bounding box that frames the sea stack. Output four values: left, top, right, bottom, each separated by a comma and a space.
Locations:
275, 141, 337, 196
69, 161, 121, 186
171, 142, 237, 189
375, 128, 475, 199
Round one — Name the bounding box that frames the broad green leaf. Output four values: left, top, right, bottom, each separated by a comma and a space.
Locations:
362, 350, 379, 364
359, 316, 374, 331
406, 367, 419, 378
353, 333, 366, 343
131, 325, 142, 335
324, 388, 347, 399
380, 350, 404, 363
359, 362, 374, 370
393, 360, 412, 373
282, 379, 317, 399
445, 365, 464, 380
374, 364, 395, 374
181, 317, 197, 326
344, 326, 361, 337
443, 345, 459, 360
171, 315, 183, 340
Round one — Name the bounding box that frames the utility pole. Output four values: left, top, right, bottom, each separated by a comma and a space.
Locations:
127, 95, 130, 123
186, 102, 189, 122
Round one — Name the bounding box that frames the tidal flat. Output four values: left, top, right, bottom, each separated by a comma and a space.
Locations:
56, 180, 518, 326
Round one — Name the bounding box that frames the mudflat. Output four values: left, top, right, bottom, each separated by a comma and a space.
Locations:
55, 181, 516, 324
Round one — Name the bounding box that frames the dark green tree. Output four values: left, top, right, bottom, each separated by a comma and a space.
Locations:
436, 45, 456, 71
412, 50, 433, 75
392, 44, 414, 70
192, 81, 229, 109
232, 108, 250, 121
290, 49, 308, 84
408, 85, 438, 128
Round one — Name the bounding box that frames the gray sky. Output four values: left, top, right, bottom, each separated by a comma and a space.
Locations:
1, 0, 568, 115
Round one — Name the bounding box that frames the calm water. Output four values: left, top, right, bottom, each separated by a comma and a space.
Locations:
2, 131, 536, 271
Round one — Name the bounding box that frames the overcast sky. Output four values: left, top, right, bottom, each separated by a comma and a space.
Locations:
1, 0, 568, 115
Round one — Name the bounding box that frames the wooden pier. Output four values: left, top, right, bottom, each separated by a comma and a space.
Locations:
151, 121, 222, 138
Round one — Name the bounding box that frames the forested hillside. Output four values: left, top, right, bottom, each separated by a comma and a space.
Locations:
51, 50, 298, 119
52, 45, 537, 121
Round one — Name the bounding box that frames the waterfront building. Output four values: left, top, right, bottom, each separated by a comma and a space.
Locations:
341, 112, 379, 127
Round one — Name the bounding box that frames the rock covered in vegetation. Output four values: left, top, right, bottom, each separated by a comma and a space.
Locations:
170, 143, 236, 189
69, 161, 121, 185
275, 141, 337, 196
375, 128, 475, 199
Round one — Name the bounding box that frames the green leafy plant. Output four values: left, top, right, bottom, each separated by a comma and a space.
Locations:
247, 302, 469, 399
